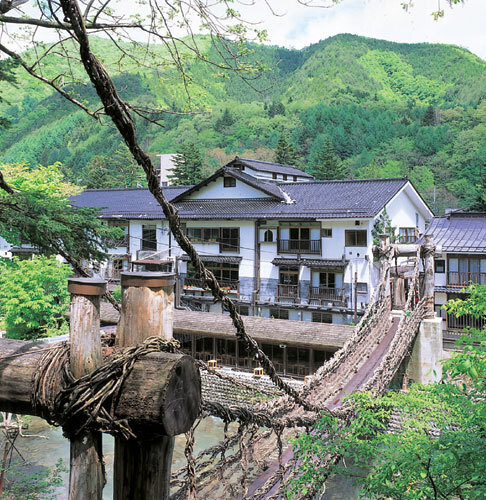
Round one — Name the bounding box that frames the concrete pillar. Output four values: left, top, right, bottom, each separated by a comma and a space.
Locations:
406, 316, 443, 384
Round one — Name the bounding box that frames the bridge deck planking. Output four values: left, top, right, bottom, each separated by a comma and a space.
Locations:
99, 303, 354, 350
243, 316, 401, 499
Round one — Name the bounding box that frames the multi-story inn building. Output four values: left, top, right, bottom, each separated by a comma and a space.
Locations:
421, 212, 486, 337
1, 157, 433, 325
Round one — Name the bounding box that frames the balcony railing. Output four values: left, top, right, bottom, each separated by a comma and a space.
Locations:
447, 271, 486, 287
184, 277, 239, 294
277, 284, 300, 302
106, 235, 128, 248
278, 239, 321, 254
309, 286, 345, 305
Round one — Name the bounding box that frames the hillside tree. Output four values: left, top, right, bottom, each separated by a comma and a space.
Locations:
274, 135, 298, 165
168, 142, 204, 185
309, 135, 346, 180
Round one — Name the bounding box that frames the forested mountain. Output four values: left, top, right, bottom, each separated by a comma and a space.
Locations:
0, 34, 484, 214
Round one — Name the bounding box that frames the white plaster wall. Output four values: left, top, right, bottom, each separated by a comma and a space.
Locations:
244, 167, 310, 183
129, 221, 143, 258
0, 236, 12, 257
188, 177, 271, 199
385, 186, 428, 235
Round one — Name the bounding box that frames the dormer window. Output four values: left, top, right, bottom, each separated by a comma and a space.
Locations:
224, 177, 236, 188
283, 174, 288, 181
272, 173, 277, 180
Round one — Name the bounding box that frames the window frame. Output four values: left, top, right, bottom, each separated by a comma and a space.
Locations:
345, 230, 367, 247
223, 177, 236, 188
141, 224, 157, 251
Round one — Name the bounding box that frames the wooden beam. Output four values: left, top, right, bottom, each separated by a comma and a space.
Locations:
0, 339, 200, 436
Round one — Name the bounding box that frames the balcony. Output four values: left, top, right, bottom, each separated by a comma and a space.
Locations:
106, 235, 128, 249
277, 284, 300, 302
309, 286, 345, 305
447, 271, 486, 287
278, 239, 321, 255
183, 277, 239, 295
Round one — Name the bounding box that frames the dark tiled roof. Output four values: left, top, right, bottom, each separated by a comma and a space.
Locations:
421, 213, 486, 253
71, 178, 409, 220
70, 186, 190, 217
273, 258, 348, 268
179, 255, 242, 264
435, 286, 471, 294
230, 157, 314, 178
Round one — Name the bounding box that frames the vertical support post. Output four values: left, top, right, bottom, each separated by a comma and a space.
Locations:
379, 234, 390, 297
423, 234, 436, 318
114, 272, 175, 500
67, 277, 106, 500
353, 271, 358, 325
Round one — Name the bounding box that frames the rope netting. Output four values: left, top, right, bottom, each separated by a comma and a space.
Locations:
168, 250, 429, 499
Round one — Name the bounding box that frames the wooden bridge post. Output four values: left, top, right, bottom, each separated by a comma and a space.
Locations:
114, 272, 176, 500
423, 234, 435, 318
379, 234, 391, 297
67, 277, 107, 500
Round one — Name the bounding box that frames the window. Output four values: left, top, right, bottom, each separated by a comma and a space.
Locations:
293, 176, 297, 182
142, 224, 157, 251
283, 174, 288, 181
448, 256, 486, 286
187, 227, 219, 243
399, 227, 417, 244
345, 230, 367, 247
187, 262, 239, 288
357, 282, 368, 293
279, 266, 299, 286
434, 304, 446, 320
272, 173, 277, 180
237, 305, 249, 316
223, 177, 236, 188
269, 307, 289, 320
319, 272, 336, 288
219, 228, 240, 252
435, 260, 445, 273
279, 224, 321, 254
312, 312, 332, 323
263, 229, 274, 242
322, 228, 332, 238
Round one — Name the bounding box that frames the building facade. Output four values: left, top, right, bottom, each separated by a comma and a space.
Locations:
421, 212, 486, 338
2, 157, 433, 325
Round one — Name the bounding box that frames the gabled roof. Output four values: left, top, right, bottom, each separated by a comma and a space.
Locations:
72, 177, 411, 220
228, 157, 314, 178
421, 212, 486, 253
171, 167, 287, 202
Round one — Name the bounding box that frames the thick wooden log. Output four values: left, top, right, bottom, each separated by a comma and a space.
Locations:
68, 278, 105, 500
114, 272, 178, 500
0, 338, 201, 436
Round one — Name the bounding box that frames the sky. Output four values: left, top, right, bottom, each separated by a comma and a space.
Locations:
7, 0, 486, 60
244, 0, 486, 59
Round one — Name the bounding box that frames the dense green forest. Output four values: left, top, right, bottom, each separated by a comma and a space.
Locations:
0, 34, 484, 214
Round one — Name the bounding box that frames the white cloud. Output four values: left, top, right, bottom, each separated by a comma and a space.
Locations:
254, 0, 486, 59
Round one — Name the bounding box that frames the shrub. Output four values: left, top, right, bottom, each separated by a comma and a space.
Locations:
0, 256, 71, 340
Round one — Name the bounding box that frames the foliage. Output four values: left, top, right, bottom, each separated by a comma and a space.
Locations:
372, 208, 396, 244
307, 135, 346, 180
0, 35, 483, 212
469, 174, 486, 212
0, 256, 71, 340
0, 162, 121, 263
168, 142, 204, 185
0, 58, 18, 128
274, 135, 297, 165
1, 459, 67, 500
290, 284, 486, 499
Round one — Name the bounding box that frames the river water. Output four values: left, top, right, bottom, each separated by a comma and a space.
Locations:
6, 417, 360, 499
